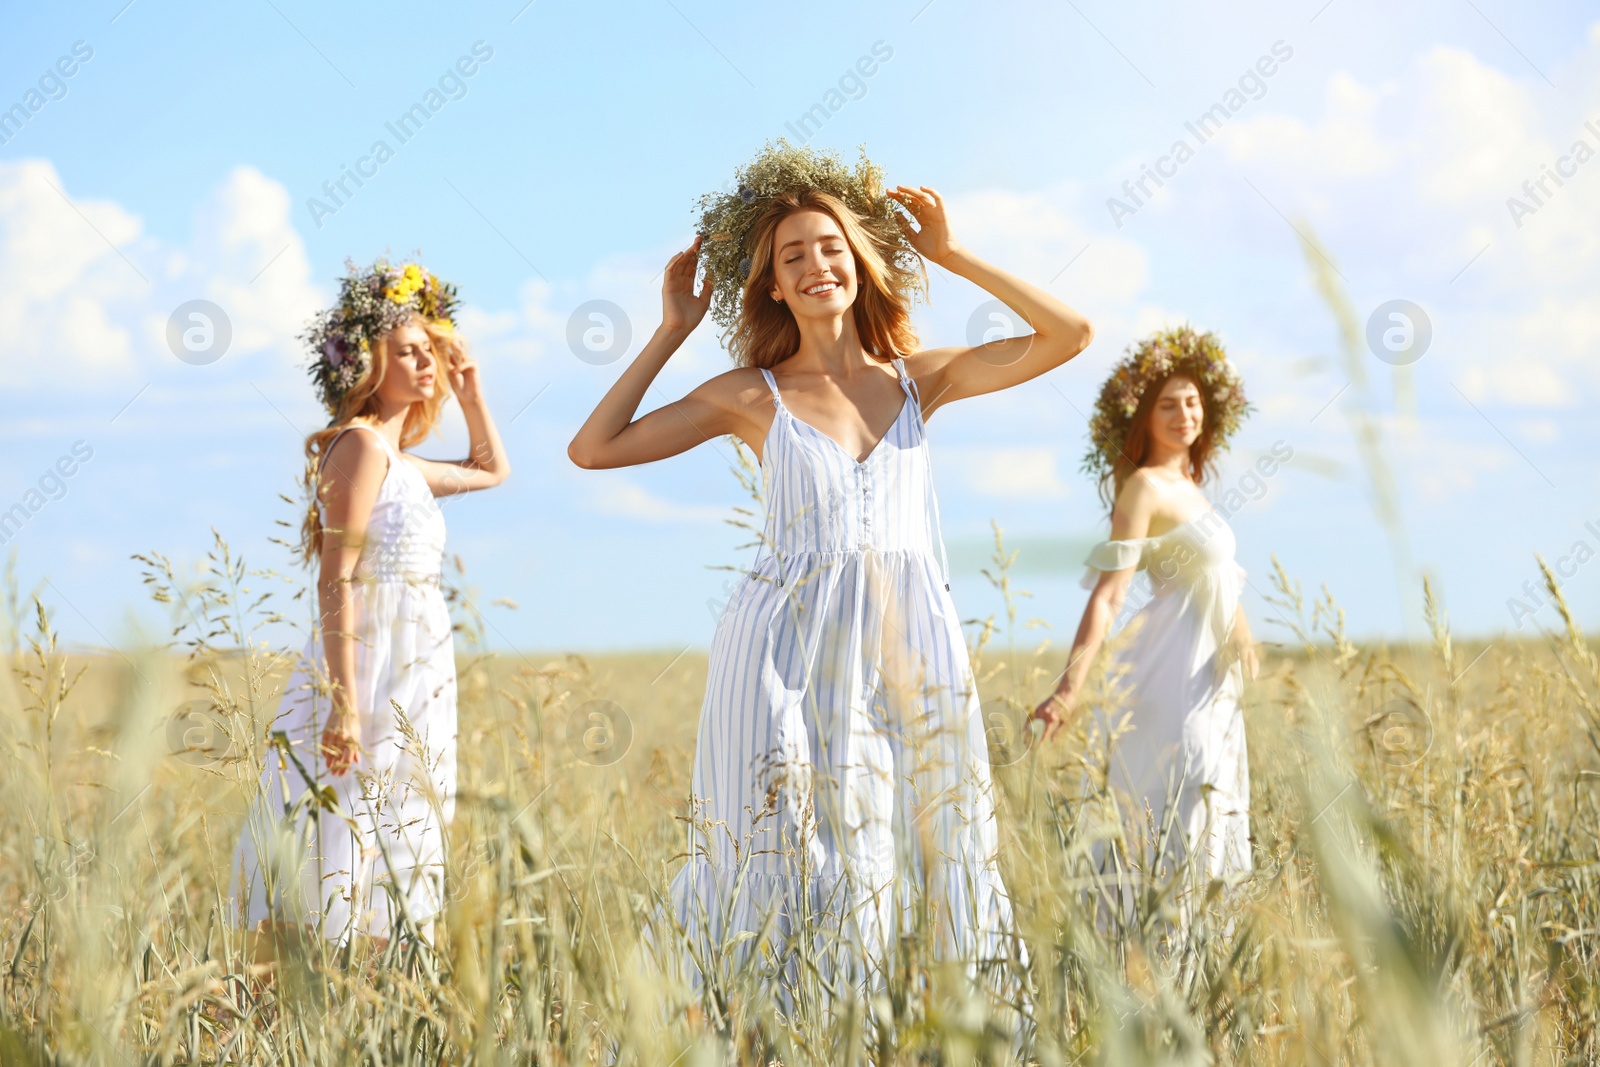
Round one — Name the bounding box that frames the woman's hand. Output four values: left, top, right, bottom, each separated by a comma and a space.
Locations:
662, 236, 712, 335
1236, 636, 1259, 681
888, 185, 961, 265
449, 354, 482, 408
566, 237, 743, 471
320, 705, 362, 776
1231, 605, 1258, 681
883, 183, 1092, 417
1029, 688, 1075, 743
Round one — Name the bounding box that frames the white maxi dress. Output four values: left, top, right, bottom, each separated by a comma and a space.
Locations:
233, 422, 458, 943
655, 357, 1024, 1004
1082, 508, 1252, 885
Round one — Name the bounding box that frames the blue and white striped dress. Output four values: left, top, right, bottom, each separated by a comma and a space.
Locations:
657, 356, 1025, 1002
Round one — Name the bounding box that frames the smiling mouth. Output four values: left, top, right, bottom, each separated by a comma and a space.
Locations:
802, 281, 839, 296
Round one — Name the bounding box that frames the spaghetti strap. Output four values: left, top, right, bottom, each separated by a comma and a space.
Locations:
757, 367, 781, 401
892, 357, 921, 407
319, 422, 396, 477
658, 341, 1020, 1008
890, 357, 948, 590
234, 407, 453, 946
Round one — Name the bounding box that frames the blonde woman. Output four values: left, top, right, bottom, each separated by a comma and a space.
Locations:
233, 260, 508, 953
570, 146, 1093, 1010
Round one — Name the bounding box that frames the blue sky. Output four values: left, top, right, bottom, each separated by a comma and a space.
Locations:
3, 0, 1597, 657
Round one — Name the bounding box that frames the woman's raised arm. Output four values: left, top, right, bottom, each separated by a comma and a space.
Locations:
888, 185, 1093, 417
568, 238, 750, 469
408, 351, 511, 496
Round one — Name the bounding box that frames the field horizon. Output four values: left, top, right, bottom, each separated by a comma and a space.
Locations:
0, 534, 1595, 1064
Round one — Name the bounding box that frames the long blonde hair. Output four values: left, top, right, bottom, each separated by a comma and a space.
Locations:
296, 315, 464, 564
728, 189, 922, 369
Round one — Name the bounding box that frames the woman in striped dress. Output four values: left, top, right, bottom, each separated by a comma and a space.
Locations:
569, 175, 1093, 1011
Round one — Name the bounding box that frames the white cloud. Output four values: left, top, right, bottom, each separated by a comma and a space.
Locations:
1403, 431, 1515, 500
1519, 419, 1558, 444
0, 159, 146, 383
946, 185, 1150, 310
1456, 360, 1573, 408
456, 250, 738, 385
0, 160, 321, 388
942, 446, 1069, 499
1219, 72, 1394, 179
588, 478, 730, 524
190, 166, 321, 361
1397, 48, 1549, 206
1145, 27, 1600, 412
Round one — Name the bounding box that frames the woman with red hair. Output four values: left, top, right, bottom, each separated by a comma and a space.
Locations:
1033, 326, 1257, 897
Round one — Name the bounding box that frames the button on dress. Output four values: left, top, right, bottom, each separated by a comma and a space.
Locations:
657, 357, 1024, 1000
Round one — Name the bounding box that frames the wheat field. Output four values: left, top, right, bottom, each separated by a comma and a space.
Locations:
0, 533, 1596, 1066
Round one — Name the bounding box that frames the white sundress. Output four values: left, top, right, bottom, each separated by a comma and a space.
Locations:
652, 356, 1025, 1004
232, 421, 458, 943
1081, 509, 1252, 884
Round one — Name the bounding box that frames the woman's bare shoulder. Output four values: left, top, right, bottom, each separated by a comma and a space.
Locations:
692, 365, 775, 408
897, 347, 962, 377
1116, 467, 1169, 506
1111, 469, 1182, 533
321, 424, 389, 481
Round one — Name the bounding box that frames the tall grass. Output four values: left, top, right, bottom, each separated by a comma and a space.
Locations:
0, 530, 1596, 1065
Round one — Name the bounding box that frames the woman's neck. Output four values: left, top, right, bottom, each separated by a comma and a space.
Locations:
1142, 444, 1191, 478
789, 309, 875, 377
366, 402, 410, 448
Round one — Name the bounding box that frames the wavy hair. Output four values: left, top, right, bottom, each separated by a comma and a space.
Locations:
1100, 371, 1221, 509
295, 315, 463, 564
727, 189, 921, 370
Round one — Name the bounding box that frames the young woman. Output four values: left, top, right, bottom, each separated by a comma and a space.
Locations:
234, 260, 508, 953
569, 149, 1093, 1004
1031, 327, 1255, 887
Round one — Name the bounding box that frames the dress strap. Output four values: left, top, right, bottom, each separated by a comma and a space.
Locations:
757, 367, 782, 402
320, 422, 396, 475
754, 367, 785, 586
893, 356, 952, 592
891, 357, 920, 407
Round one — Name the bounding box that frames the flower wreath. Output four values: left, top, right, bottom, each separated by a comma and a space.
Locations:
1081, 325, 1252, 481
694, 139, 923, 332
300, 257, 460, 416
